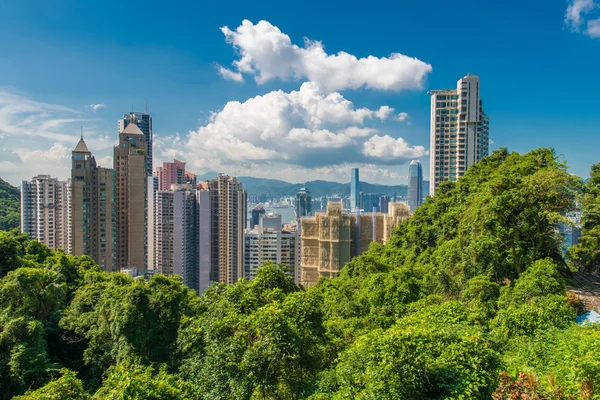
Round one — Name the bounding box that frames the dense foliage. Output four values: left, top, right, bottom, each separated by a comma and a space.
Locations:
0, 178, 20, 231
1, 148, 599, 399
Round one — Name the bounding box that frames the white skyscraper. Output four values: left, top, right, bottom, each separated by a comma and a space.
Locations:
429, 74, 489, 195
243, 214, 300, 283
21, 175, 71, 252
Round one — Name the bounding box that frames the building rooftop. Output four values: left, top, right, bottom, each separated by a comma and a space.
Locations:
73, 138, 89, 153
121, 123, 144, 135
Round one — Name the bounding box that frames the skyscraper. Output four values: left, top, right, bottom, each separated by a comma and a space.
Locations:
114, 123, 148, 270
429, 74, 489, 195
118, 111, 153, 176
21, 175, 71, 252
71, 136, 115, 270
155, 159, 197, 191
295, 185, 312, 218
251, 204, 266, 228
153, 185, 197, 289
208, 174, 247, 284
197, 189, 211, 294
408, 160, 423, 212
243, 214, 300, 282
350, 168, 360, 211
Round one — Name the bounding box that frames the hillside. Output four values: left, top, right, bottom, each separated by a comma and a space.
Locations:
2, 148, 598, 399
0, 178, 20, 231
196, 171, 417, 198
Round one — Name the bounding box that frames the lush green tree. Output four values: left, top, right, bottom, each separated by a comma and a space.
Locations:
13, 369, 90, 400
569, 162, 600, 272
93, 364, 191, 399
0, 178, 20, 232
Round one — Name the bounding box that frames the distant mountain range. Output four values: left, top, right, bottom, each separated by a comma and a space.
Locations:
196, 171, 430, 199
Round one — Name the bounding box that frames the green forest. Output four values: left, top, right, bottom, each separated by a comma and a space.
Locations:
2, 148, 600, 399
0, 178, 20, 231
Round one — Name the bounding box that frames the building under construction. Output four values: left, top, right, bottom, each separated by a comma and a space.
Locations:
299, 201, 410, 287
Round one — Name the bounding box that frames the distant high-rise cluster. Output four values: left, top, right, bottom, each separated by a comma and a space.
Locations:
429, 74, 489, 195
19, 79, 491, 293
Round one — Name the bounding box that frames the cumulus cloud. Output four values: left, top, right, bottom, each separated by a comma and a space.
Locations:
362, 135, 428, 161
217, 66, 244, 82
180, 82, 425, 169
565, 0, 600, 37
219, 19, 432, 92
88, 103, 107, 112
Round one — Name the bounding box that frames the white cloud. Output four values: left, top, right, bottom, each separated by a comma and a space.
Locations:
362, 135, 428, 161
395, 112, 409, 122
565, 0, 600, 37
88, 103, 107, 112
219, 19, 432, 92
180, 82, 424, 169
337, 127, 379, 138
96, 156, 113, 169
217, 66, 244, 82
586, 17, 600, 37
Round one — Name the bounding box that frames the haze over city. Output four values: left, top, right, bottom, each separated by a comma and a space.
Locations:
1, 0, 599, 186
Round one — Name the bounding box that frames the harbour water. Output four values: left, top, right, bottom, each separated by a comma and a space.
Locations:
247, 204, 297, 225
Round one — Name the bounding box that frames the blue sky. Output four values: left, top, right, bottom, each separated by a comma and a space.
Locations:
0, 0, 598, 186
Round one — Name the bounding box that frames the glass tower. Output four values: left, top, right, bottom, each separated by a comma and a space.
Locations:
408, 160, 423, 212
350, 168, 360, 211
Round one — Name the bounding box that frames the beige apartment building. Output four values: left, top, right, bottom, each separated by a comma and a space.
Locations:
71, 136, 116, 270
208, 174, 247, 284
300, 201, 410, 286
114, 123, 148, 270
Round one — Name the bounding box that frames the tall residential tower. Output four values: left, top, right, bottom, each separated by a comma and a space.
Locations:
208, 174, 247, 284
429, 74, 489, 195
408, 160, 423, 212
114, 123, 148, 270
21, 175, 71, 252
118, 111, 153, 176
71, 136, 116, 270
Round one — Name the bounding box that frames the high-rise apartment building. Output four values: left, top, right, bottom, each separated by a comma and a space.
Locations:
71, 136, 115, 270
244, 214, 300, 282
197, 189, 211, 294
295, 185, 312, 218
429, 74, 489, 195
155, 159, 196, 191
21, 175, 71, 252
208, 174, 247, 284
114, 123, 148, 270
300, 202, 410, 286
408, 160, 423, 212
379, 195, 390, 214
153, 185, 197, 289
118, 111, 153, 176
350, 168, 360, 211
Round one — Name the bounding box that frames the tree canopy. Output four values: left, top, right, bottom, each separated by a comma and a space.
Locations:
3, 148, 599, 399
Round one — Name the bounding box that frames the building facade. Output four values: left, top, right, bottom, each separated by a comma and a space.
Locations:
21, 175, 71, 252
429, 74, 489, 195
243, 214, 300, 282
208, 174, 247, 284
408, 160, 423, 212
71, 137, 115, 270
300, 202, 410, 287
153, 185, 197, 289
118, 112, 153, 176
251, 204, 266, 228
114, 123, 148, 270
350, 168, 360, 211
155, 159, 196, 191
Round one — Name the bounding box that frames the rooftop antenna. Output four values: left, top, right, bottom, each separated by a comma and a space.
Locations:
80, 126, 83, 140
145, 98, 149, 114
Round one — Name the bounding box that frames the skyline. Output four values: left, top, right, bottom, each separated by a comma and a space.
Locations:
1, 0, 599, 187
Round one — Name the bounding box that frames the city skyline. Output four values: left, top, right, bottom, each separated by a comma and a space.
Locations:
1, 0, 599, 187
